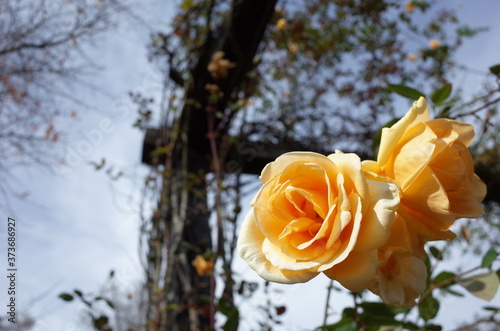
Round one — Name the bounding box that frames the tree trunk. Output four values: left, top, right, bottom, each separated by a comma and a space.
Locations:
144, 0, 278, 329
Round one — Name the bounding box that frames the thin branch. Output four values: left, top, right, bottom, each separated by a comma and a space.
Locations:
322, 279, 335, 326
417, 265, 482, 305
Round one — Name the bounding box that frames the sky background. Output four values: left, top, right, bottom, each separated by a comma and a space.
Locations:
1, 0, 500, 330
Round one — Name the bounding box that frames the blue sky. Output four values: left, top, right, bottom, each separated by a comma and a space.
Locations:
1, 0, 500, 330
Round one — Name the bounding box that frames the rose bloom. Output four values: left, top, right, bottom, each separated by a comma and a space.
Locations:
369, 215, 427, 306
365, 97, 486, 241
192, 255, 214, 276
429, 39, 440, 49
276, 18, 286, 31
405, 2, 416, 13
237, 151, 400, 291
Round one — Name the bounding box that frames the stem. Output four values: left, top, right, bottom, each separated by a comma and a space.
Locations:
417, 265, 482, 304
323, 279, 334, 326
454, 87, 500, 118
466, 95, 500, 116
207, 105, 222, 330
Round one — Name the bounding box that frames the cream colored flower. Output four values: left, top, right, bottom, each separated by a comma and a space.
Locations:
192, 255, 214, 276
407, 53, 418, 62
207, 51, 236, 80
373, 97, 486, 240
429, 39, 440, 49
237, 151, 399, 289
276, 18, 286, 31
368, 214, 427, 306
405, 2, 416, 13
373, 250, 427, 306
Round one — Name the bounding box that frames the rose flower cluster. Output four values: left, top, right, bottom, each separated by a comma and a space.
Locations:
237, 97, 487, 306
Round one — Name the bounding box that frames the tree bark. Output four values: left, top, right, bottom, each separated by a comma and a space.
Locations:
144, 0, 278, 330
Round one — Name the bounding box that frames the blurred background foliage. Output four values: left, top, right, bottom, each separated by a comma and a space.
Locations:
2, 0, 499, 330
138, 0, 500, 330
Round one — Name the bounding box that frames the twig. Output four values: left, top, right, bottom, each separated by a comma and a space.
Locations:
322, 279, 334, 326
207, 104, 222, 329
417, 265, 482, 305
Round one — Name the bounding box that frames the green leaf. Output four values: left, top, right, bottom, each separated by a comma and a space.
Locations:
73, 289, 83, 297
483, 306, 500, 312
105, 299, 115, 309
342, 307, 356, 319
458, 271, 500, 301
433, 271, 456, 286
388, 84, 426, 100
316, 318, 357, 331
93, 315, 109, 330
445, 288, 464, 297
218, 298, 239, 331
223, 308, 239, 331
180, 0, 195, 11
386, 305, 411, 316
379, 327, 403, 331
489, 64, 500, 76
429, 246, 442, 260
418, 293, 440, 321
94, 296, 115, 309
425, 324, 443, 331
401, 321, 420, 330
360, 302, 395, 317
431, 83, 452, 104
481, 249, 498, 268
58, 293, 74, 302
359, 302, 406, 328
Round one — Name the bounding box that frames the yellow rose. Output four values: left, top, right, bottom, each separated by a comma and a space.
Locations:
373, 97, 487, 240
237, 151, 400, 290
373, 250, 427, 307
369, 215, 427, 306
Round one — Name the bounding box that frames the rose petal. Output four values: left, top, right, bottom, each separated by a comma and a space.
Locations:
327, 151, 369, 199
237, 210, 319, 283
378, 97, 430, 168
361, 160, 382, 175
354, 179, 399, 252
323, 250, 379, 292
404, 166, 452, 217
397, 202, 455, 241
427, 119, 475, 147
373, 252, 427, 307
390, 124, 437, 190
263, 237, 324, 270
318, 192, 362, 271
259, 152, 338, 183
382, 215, 426, 258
